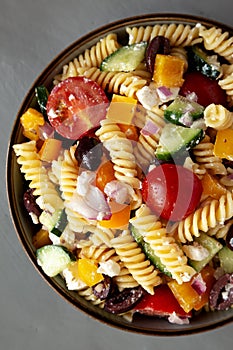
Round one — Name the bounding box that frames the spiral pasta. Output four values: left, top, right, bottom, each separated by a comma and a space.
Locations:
126, 23, 202, 47
113, 266, 139, 290
219, 167, 233, 191
53, 33, 121, 84
59, 145, 79, 202
76, 67, 148, 98
96, 119, 142, 208
207, 219, 233, 239
192, 135, 227, 175
176, 191, 233, 243
204, 103, 233, 130
110, 230, 162, 294
170, 46, 188, 71
129, 205, 196, 284
79, 245, 119, 263
218, 65, 233, 105
13, 141, 64, 213
199, 25, 233, 63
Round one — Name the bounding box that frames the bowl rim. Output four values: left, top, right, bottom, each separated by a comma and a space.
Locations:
6, 12, 233, 336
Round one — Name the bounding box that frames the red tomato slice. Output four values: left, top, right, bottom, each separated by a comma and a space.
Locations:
46, 77, 109, 140
142, 163, 203, 221
180, 71, 227, 107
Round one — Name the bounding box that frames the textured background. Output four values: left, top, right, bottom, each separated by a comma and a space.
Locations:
1, 0, 233, 349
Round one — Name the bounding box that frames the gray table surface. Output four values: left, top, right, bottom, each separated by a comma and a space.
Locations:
1, 0, 233, 348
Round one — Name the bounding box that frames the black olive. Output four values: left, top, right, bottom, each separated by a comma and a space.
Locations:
92, 276, 113, 300
146, 36, 171, 74
209, 273, 233, 311
104, 286, 145, 314
75, 136, 103, 170
226, 224, 233, 251
23, 188, 41, 217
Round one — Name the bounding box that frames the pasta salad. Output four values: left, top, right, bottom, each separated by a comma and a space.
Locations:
13, 21, 233, 325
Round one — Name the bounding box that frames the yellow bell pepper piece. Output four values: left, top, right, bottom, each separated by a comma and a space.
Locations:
98, 201, 131, 229
32, 229, 52, 249
38, 138, 62, 162
20, 108, 45, 141
106, 94, 137, 124
213, 128, 233, 161
201, 172, 227, 199
153, 54, 185, 88
77, 258, 104, 287
168, 279, 200, 313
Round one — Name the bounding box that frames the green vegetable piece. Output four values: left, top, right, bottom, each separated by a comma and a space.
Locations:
36, 245, 75, 277
130, 225, 171, 276
39, 209, 67, 237
188, 45, 221, 80
164, 95, 204, 126
218, 246, 233, 273
100, 42, 147, 72
35, 85, 49, 117
155, 123, 204, 161
189, 232, 223, 272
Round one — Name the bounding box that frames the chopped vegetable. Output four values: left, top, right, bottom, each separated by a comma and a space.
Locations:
20, 108, 45, 141
201, 172, 227, 199
164, 95, 204, 126
98, 201, 131, 228
36, 245, 75, 277
218, 246, 233, 273
38, 138, 62, 162
77, 258, 104, 287
213, 128, 233, 161
32, 229, 52, 249
153, 54, 185, 87
35, 85, 49, 117
100, 42, 147, 72
188, 45, 221, 79
134, 284, 192, 317
155, 123, 204, 161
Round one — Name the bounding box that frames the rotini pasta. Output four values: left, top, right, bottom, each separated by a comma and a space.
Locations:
199, 25, 233, 63
176, 191, 233, 243
192, 135, 227, 175
203, 103, 233, 130
76, 66, 147, 98
110, 230, 162, 294
126, 23, 202, 47
129, 205, 196, 284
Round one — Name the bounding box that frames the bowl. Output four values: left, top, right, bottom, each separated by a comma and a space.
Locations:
6, 13, 233, 336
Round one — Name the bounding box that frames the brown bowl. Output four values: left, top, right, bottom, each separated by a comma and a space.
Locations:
6, 13, 233, 336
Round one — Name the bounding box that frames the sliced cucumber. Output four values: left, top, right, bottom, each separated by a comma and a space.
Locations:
39, 209, 67, 237
130, 225, 171, 276
100, 42, 147, 72
36, 245, 76, 277
164, 95, 204, 126
188, 45, 221, 80
155, 123, 204, 161
189, 232, 223, 272
35, 85, 49, 117
218, 246, 233, 273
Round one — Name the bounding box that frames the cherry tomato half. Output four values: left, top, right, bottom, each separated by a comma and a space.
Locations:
46, 77, 109, 140
142, 163, 203, 221
180, 71, 227, 107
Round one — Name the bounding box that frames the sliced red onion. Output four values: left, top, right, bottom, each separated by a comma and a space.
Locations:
191, 273, 207, 295
179, 112, 193, 127
227, 173, 233, 180
38, 122, 55, 140
77, 171, 95, 196
156, 86, 179, 103
141, 119, 160, 136
185, 92, 198, 102
104, 180, 134, 204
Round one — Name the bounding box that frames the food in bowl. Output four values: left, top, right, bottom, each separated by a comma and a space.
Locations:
11, 18, 233, 328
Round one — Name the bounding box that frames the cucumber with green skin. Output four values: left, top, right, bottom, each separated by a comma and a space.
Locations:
100, 42, 147, 72
36, 245, 76, 277
35, 85, 49, 117
188, 45, 221, 80
164, 95, 204, 126
39, 209, 68, 237
155, 123, 204, 161
218, 246, 233, 273
189, 232, 223, 272
130, 225, 171, 276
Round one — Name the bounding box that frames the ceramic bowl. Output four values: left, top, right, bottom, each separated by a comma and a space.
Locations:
6, 13, 233, 336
